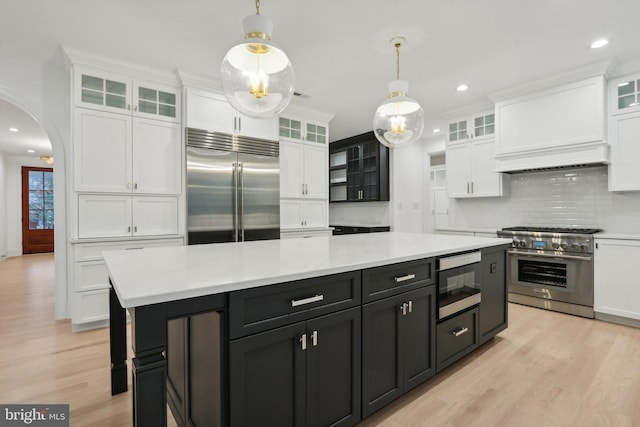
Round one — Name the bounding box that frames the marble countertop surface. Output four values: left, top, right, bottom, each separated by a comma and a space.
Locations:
104, 232, 511, 308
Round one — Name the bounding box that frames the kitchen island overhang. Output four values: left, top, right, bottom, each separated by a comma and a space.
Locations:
105, 232, 510, 427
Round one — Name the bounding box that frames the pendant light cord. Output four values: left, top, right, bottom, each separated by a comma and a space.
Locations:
256, 0, 261, 15
395, 42, 401, 80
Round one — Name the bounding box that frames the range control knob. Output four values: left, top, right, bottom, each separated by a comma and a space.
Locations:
580, 243, 590, 251
571, 243, 580, 251
512, 239, 519, 247
560, 243, 568, 250
519, 240, 527, 247
552, 242, 560, 250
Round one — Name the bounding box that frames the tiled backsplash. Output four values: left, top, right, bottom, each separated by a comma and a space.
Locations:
448, 166, 640, 233
329, 201, 390, 226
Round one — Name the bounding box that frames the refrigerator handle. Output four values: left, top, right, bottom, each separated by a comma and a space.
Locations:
239, 162, 245, 241
233, 162, 239, 242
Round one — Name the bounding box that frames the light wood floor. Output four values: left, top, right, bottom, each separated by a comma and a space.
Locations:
1, 254, 639, 426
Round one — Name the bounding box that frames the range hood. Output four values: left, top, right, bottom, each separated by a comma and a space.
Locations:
491, 70, 609, 174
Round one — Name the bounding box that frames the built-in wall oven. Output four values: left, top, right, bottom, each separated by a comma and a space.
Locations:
497, 227, 600, 318
437, 251, 482, 320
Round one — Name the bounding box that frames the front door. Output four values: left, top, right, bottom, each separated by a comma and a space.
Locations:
22, 167, 54, 254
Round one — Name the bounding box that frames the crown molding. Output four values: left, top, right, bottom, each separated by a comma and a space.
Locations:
440, 99, 494, 120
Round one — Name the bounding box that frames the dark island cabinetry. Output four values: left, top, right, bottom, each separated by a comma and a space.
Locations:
361, 259, 437, 417
479, 245, 508, 344
329, 132, 389, 202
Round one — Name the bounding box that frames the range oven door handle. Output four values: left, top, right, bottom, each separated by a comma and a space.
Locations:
508, 250, 592, 262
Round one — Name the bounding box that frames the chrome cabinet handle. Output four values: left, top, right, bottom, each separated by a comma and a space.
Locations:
134, 182, 138, 190
234, 117, 237, 131
239, 162, 245, 241
400, 303, 407, 316
394, 274, 416, 283
311, 330, 318, 347
300, 333, 307, 350
238, 117, 241, 132
291, 294, 324, 307
232, 162, 239, 242
127, 226, 131, 233
467, 182, 470, 194
471, 182, 474, 194
134, 226, 138, 233
451, 327, 469, 337
408, 300, 413, 313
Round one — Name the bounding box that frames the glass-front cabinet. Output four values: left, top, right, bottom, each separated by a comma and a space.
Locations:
279, 115, 328, 144
447, 112, 495, 143
610, 73, 640, 115
74, 67, 180, 122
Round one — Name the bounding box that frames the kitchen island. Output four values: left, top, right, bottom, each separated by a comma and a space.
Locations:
105, 232, 510, 427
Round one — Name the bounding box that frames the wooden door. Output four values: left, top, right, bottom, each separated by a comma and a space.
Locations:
21, 167, 54, 254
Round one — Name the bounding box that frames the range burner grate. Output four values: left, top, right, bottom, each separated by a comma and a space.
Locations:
501, 226, 601, 234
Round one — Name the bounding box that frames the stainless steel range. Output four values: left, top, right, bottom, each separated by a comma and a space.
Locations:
497, 226, 601, 318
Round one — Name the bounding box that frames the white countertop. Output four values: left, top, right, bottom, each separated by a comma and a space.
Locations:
595, 233, 640, 240
104, 232, 511, 309
434, 227, 499, 234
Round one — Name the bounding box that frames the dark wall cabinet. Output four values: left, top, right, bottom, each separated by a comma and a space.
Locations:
329, 132, 389, 202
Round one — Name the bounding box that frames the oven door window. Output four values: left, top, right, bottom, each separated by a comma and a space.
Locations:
517, 259, 567, 288
439, 264, 481, 314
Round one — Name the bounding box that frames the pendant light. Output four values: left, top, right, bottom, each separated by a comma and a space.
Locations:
220, 0, 295, 118
373, 37, 424, 148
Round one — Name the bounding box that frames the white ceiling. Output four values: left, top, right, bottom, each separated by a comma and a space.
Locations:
2, 0, 640, 154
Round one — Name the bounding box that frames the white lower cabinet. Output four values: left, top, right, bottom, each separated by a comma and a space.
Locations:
280, 199, 327, 229
78, 194, 178, 238
71, 238, 183, 330
594, 238, 640, 322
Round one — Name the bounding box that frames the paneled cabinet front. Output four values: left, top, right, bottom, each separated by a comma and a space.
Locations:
361, 286, 436, 417
446, 137, 505, 198
74, 108, 181, 194
185, 88, 278, 140
229, 307, 361, 427
280, 140, 328, 199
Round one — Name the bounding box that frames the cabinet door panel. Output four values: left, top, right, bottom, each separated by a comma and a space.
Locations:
237, 113, 278, 140
445, 143, 471, 198
609, 112, 640, 191
280, 199, 303, 229
75, 69, 131, 114
133, 82, 180, 123
304, 143, 328, 199
303, 200, 328, 228
306, 307, 361, 427
229, 322, 306, 427
132, 119, 181, 194
186, 90, 235, 134
78, 195, 131, 238
471, 139, 501, 197
132, 196, 178, 236
403, 287, 436, 391
362, 294, 403, 417
280, 141, 305, 198
74, 109, 132, 192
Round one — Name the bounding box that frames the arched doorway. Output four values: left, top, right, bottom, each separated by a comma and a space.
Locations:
0, 94, 68, 320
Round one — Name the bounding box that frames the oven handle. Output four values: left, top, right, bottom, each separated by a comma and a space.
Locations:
507, 250, 592, 262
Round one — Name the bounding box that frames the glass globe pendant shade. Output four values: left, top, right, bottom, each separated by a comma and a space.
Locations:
220, 14, 295, 118
373, 80, 424, 148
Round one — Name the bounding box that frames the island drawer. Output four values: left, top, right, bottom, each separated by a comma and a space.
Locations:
229, 271, 361, 339
362, 258, 435, 303
436, 307, 479, 372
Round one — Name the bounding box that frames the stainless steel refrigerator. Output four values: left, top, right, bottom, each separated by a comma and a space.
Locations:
186, 127, 280, 244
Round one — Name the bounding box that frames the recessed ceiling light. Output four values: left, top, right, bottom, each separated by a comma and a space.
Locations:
9, 127, 19, 132
433, 128, 441, 133
27, 149, 35, 153
456, 84, 469, 92
590, 39, 609, 49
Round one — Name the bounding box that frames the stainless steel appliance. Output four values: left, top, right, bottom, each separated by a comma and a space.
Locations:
437, 251, 482, 320
497, 226, 601, 318
186, 127, 280, 244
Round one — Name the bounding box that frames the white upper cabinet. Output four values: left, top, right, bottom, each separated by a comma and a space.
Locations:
74, 109, 181, 194
185, 88, 278, 140
494, 75, 607, 172
608, 72, 640, 191
75, 67, 180, 123
446, 138, 506, 198
610, 74, 640, 115
447, 111, 495, 144
279, 140, 328, 199
279, 115, 328, 145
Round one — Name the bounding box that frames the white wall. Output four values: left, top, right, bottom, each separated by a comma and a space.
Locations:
0, 150, 6, 259
1, 46, 70, 319
390, 141, 426, 233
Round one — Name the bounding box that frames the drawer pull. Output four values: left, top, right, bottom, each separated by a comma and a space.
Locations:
394, 274, 416, 283
451, 327, 469, 337
291, 294, 324, 307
